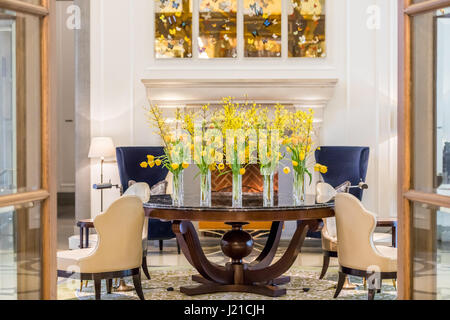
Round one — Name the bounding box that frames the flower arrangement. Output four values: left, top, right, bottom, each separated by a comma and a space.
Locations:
140, 97, 327, 208
282, 109, 327, 205
141, 105, 190, 206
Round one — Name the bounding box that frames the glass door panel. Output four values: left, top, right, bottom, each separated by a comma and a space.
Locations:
0, 9, 41, 197
0, 7, 44, 299
412, 7, 450, 195
0, 202, 42, 299
412, 202, 450, 299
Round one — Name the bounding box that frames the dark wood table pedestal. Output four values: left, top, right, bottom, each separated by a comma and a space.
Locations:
172, 219, 320, 297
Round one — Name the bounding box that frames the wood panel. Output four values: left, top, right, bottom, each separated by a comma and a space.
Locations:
404, 0, 450, 15
398, 0, 412, 300
40, 0, 57, 300
0, 0, 48, 16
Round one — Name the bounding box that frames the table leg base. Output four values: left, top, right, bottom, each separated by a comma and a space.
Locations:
189, 274, 290, 297
181, 283, 287, 297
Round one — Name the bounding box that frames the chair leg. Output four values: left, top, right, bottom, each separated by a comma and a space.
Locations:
368, 288, 376, 300
94, 278, 102, 300
319, 253, 330, 280
334, 271, 346, 298
106, 279, 113, 294
142, 255, 151, 280
159, 240, 163, 252
177, 239, 181, 255
132, 273, 145, 300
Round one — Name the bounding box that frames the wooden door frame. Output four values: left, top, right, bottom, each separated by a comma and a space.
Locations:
398, 0, 450, 300
0, 0, 57, 299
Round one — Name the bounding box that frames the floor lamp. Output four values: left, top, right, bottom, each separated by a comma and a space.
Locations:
88, 137, 116, 212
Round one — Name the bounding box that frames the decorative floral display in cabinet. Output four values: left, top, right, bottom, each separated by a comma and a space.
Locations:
155, 0, 192, 58
244, 0, 282, 57
288, 0, 326, 58
199, 0, 237, 58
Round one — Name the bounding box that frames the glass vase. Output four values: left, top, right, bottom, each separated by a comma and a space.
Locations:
293, 170, 306, 206
232, 171, 242, 208
200, 170, 211, 207
262, 173, 274, 207
172, 171, 184, 206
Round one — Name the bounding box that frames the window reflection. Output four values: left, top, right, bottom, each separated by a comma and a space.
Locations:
244, 0, 281, 57
199, 0, 237, 58
155, 0, 193, 58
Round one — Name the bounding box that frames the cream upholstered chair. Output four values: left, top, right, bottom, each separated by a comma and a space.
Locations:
57, 196, 146, 300
333, 193, 397, 300
319, 217, 338, 279
124, 182, 151, 279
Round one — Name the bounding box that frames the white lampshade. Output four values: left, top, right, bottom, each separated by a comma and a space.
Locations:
88, 137, 116, 159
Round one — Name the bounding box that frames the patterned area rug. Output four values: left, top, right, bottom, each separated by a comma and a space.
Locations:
57, 265, 397, 300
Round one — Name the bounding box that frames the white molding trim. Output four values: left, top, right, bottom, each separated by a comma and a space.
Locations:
142, 78, 338, 105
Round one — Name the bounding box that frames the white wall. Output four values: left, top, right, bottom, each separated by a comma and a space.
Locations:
89, 0, 398, 219
56, 1, 76, 193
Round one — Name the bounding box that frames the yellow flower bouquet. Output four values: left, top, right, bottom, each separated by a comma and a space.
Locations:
142, 105, 190, 206
282, 109, 327, 205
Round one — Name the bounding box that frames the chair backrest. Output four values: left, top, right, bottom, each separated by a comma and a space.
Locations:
116, 147, 168, 192
334, 193, 377, 270
123, 182, 151, 203
315, 146, 370, 201
123, 182, 150, 241
89, 196, 145, 271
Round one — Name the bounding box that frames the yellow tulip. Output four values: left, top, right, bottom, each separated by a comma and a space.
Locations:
283, 167, 291, 174
239, 168, 246, 175
292, 161, 299, 167
286, 147, 291, 153
140, 162, 148, 168
218, 163, 225, 170
201, 150, 207, 157
314, 164, 320, 172
147, 155, 155, 161
300, 152, 306, 161
155, 159, 162, 166
182, 162, 189, 169
209, 164, 216, 171
171, 163, 179, 170
149, 161, 155, 168
320, 165, 328, 174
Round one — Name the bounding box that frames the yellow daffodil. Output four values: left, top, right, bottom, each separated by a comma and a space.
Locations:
239, 168, 246, 175
140, 162, 148, 168
155, 159, 162, 166
292, 161, 299, 167
171, 163, 179, 170
283, 167, 291, 174
182, 162, 189, 169
218, 163, 225, 170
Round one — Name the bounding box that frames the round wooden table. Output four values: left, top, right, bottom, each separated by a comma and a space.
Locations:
144, 194, 334, 297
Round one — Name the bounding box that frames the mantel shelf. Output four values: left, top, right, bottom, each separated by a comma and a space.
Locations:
141, 78, 338, 106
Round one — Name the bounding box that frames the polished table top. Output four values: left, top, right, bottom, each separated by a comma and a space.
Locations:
144, 193, 334, 222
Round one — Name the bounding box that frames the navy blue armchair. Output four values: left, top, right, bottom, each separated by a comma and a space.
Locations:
116, 147, 180, 267
314, 146, 370, 280
315, 146, 370, 201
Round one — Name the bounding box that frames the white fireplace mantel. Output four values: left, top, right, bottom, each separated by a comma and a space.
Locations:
141, 78, 338, 107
